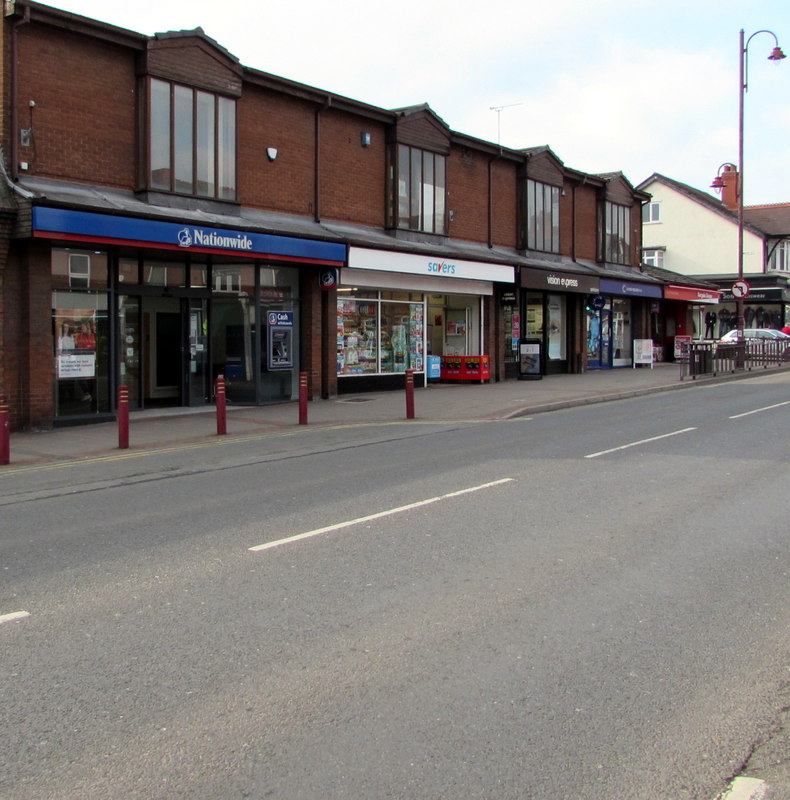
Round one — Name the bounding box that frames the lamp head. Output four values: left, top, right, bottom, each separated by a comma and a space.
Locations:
768, 46, 786, 61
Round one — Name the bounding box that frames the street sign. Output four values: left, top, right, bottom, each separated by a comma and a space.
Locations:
731, 280, 751, 299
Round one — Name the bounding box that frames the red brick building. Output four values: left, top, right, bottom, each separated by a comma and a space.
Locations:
1, 1, 656, 430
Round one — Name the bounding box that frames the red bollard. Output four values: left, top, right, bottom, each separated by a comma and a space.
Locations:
299, 371, 308, 425
405, 368, 415, 420
0, 396, 10, 465
118, 385, 129, 450
215, 374, 227, 436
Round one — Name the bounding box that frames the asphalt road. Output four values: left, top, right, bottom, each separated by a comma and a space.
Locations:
2, 373, 789, 799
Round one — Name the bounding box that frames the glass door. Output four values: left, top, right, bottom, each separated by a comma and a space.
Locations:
118, 295, 142, 409
186, 298, 209, 405
586, 300, 611, 369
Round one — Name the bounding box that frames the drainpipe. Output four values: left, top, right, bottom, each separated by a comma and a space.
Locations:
10, 4, 31, 182
314, 96, 331, 223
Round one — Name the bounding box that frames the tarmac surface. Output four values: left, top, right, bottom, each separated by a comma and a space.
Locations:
3, 361, 789, 799
0, 362, 757, 465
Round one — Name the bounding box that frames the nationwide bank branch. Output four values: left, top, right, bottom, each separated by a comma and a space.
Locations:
15, 201, 345, 427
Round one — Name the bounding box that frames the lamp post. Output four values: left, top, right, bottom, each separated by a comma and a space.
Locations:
738, 30, 786, 337
715, 30, 785, 341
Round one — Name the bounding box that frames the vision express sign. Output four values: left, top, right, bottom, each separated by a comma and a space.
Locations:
520, 269, 599, 294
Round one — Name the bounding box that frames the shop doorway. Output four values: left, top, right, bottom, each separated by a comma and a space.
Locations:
119, 295, 209, 409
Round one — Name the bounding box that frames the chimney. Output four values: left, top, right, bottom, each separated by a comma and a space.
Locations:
720, 164, 739, 211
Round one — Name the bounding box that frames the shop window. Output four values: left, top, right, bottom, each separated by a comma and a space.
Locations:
337, 290, 425, 375
148, 77, 236, 201
51, 248, 108, 291
118, 258, 140, 286
526, 179, 560, 253
52, 290, 110, 418
392, 144, 446, 234
143, 260, 186, 287
601, 201, 631, 265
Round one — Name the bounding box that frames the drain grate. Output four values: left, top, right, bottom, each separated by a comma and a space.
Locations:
337, 397, 374, 403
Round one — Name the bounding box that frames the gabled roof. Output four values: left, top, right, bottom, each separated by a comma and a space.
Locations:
520, 145, 565, 164
636, 172, 766, 236
743, 204, 790, 237
640, 264, 720, 290
153, 27, 240, 65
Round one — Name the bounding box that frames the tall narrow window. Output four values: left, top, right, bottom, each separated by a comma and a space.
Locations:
602, 202, 631, 264
526, 179, 560, 252
394, 144, 446, 234
148, 78, 236, 201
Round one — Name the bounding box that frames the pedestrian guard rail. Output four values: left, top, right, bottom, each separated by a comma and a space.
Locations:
679, 339, 790, 379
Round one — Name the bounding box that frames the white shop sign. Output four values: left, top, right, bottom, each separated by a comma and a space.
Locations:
348, 247, 514, 284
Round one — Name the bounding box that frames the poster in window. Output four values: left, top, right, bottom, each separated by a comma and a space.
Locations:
55, 310, 97, 378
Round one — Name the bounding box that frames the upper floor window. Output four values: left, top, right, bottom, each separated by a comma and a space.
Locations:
526, 179, 560, 253
642, 248, 664, 268
149, 78, 236, 201
394, 144, 446, 234
642, 201, 661, 223
602, 202, 631, 265
769, 240, 790, 271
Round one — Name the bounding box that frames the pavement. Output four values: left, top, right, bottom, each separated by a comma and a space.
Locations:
0, 361, 752, 466
3, 361, 789, 800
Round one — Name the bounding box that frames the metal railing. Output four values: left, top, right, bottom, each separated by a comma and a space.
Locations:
679, 339, 790, 379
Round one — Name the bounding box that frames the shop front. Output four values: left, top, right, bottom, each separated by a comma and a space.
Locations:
338, 247, 514, 390
519, 268, 600, 375
706, 285, 790, 339
586, 278, 662, 369
661, 285, 721, 359
33, 207, 345, 424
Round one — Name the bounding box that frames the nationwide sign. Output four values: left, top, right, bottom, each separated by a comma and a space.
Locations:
32, 207, 345, 266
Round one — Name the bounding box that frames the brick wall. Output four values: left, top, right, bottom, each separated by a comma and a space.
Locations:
16, 25, 136, 188
319, 109, 385, 227
238, 86, 316, 215
446, 146, 489, 243
573, 183, 600, 261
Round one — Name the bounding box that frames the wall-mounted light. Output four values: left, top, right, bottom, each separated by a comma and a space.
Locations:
266, 147, 278, 162
360, 132, 371, 147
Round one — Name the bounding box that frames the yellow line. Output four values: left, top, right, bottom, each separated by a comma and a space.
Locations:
1, 418, 524, 476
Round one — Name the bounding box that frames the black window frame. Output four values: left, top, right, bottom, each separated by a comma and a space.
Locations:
601, 201, 632, 265
526, 178, 561, 253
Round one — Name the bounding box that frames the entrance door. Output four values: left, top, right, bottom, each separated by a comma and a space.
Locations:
185, 298, 209, 405
586, 301, 611, 369
118, 295, 209, 409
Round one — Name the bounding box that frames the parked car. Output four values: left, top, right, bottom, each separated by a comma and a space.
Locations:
719, 328, 790, 342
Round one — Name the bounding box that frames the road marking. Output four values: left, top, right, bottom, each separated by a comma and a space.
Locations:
584, 428, 697, 459
249, 478, 515, 552
716, 776, 769, 800
0, 611, 30, 625
730, 400, 790, 419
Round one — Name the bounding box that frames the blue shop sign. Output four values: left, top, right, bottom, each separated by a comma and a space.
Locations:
599, 278, 662, 299
32, 207, 345, 265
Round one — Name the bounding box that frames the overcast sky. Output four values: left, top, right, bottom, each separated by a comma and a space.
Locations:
43, 0, 790, 205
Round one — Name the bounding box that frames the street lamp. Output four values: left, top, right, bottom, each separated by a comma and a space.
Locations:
713, 30, 785, 341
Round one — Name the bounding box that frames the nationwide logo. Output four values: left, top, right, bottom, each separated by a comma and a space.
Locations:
177, 227, 253, 251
